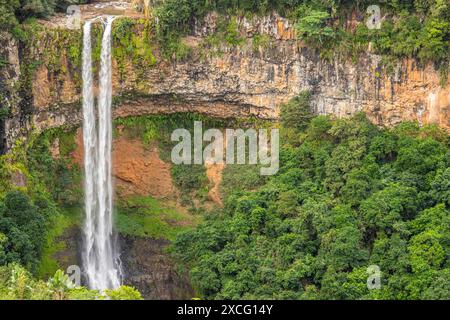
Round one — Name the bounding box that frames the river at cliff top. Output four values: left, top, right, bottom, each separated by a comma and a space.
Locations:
37, 1, 144, 29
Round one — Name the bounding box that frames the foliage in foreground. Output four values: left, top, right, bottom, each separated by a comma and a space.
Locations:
0, 191, 47, 274
0, 264, 142, 300
0, 126, 143, 299
172, 97, 450, 300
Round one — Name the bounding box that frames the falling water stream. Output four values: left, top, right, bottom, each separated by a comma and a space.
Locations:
82, 16, 121, 290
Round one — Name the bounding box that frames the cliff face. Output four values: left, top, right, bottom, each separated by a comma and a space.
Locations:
0, 9, 448, 300
1, 12, 449, 150
0, 33, 20, 153
48, 225, 194, 300
120, 236, 194, 300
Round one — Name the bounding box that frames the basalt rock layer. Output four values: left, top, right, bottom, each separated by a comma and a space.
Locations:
120, 236, 195, 300
0, 12, 449, 151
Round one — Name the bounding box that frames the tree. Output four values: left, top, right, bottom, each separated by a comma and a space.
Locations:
104, 286, 143, 300
418, 18, 450, 62
173, 111, 450, 300
295, 6, 335, 46
47, 269, 76, 300
0, 0, 20, 30
408, 230, 445, 273
280, 92, 313, 132
0, 191, 46, 272
0, 0, 88, 28
360, 184, 418, 234
430, 168, 450, 205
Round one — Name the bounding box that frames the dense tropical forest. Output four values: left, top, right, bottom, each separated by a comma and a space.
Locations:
172, 95, 450, 299
1, 99, 448, 299
0, 0, 449, 300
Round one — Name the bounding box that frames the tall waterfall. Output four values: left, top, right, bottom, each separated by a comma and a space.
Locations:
82, 16, 121, 291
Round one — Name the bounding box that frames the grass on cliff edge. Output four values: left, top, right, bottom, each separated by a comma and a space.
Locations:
116, 196, 200, 241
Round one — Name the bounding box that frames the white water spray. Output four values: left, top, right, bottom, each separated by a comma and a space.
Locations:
82, 16, 121, 290
82, 20, 97, 289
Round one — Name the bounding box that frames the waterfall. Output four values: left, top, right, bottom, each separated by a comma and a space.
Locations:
82, 16, 121, 291
81, 20, 97, 289
95, 15, 120, 290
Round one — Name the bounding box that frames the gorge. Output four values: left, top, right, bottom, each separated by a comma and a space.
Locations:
0, 1, 449, 300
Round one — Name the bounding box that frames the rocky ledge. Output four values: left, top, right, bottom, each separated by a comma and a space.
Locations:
1, 10, 449, 151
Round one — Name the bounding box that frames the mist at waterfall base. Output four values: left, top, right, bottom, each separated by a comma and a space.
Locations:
81, 16, 121, 291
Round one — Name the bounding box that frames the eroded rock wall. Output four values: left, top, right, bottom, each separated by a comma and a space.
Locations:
1, 13, 449, 151
0, 33, 21, 153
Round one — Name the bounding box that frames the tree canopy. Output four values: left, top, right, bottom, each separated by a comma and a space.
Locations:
172, 95, 450, 300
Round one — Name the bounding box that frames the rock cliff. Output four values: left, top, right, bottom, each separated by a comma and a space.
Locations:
120, 236, 194, 300
1, 6, 449, 300
0, 12, 449, 151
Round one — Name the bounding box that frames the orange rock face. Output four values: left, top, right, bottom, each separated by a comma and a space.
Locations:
112, 137, 175, 198
72, 129, 175, 199
4, 13, 449, 153
28, 14, 449, 136
72, 127, 228, 205
205, 163, 224, 205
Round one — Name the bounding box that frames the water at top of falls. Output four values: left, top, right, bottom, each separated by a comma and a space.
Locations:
82, 16, 121, 291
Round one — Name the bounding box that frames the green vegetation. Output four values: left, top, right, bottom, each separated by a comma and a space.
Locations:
0, 99, 448, 300
280, 91, 313, 132
252, 33, 271, 52
2, 0, 448, 92
172, 164, 209, 202
370, 8, 449, 71
0, 191, 46, 273
0, 1, 87, 33
221, 164, 267, 198
154, 0, 449, 78
15, 20, 83, 96
103, 285, 143, 300
116, 196, 198, 241
27, 127, 82, 207
198, 16, 247, 59
37, 207, 81, 279
294, 6, 335, 46
0, 264, 142, 300
1, 1, 448, 300
112, 17, 157, 82
160, 33, 193, 61
0, 126, 81, 279
172, 96, 450, 300
0, 121, 149, 299
0, 106, 9, 121
1, 113, 229, 298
